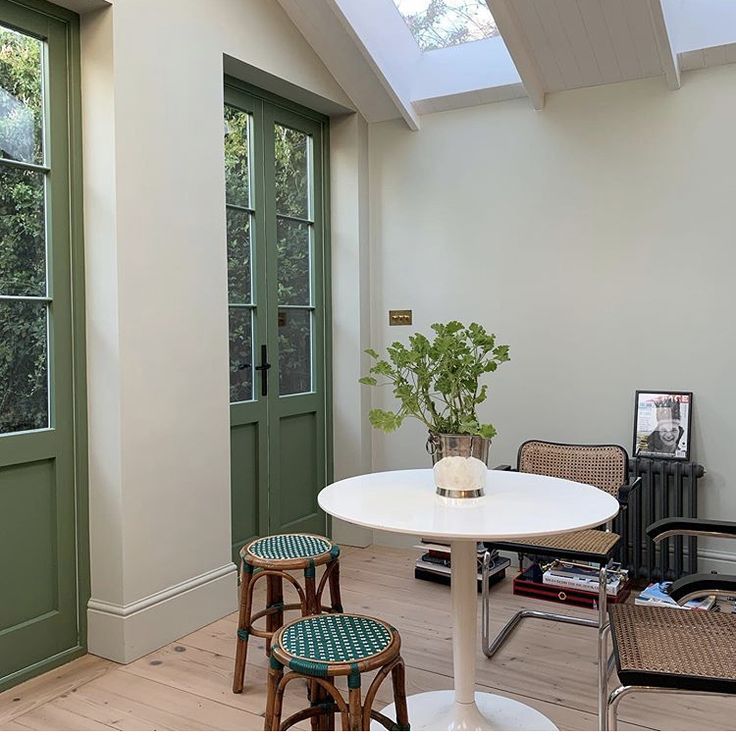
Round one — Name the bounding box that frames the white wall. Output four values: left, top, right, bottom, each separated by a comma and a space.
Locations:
330, 112, 374, 547
368, 65, 736, 570
81, 0, 364, 662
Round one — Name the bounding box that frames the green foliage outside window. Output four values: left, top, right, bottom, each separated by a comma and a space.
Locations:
395, 0, 499, 52
225, 108, 314, 401
0, 27, 48, 434
274, 124, 311, 395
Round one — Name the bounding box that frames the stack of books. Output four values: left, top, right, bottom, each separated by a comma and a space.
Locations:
635, 581, 715, 611
542, 560, 626, 596
414, 539, 510, 590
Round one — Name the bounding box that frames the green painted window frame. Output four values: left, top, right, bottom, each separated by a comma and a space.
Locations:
0, 0, 88, 689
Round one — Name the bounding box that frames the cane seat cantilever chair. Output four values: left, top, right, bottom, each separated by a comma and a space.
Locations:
265, 613, 410, 731
481, 440, 640, 727
603, 516, 736, 731
232, 533, 343, 694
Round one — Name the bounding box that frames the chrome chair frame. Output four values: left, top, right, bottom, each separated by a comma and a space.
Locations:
482, 549, 612, 729
481, 440, 639, 730
601, 518, 736, 730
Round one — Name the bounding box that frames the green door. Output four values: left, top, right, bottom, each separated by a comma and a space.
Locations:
0, 0, 86, 690
225, 82, 330, 561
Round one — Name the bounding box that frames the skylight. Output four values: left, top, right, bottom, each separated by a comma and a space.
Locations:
393, 0, 498, 52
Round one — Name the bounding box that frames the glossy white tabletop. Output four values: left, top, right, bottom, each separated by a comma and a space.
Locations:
319, 469, 619, 541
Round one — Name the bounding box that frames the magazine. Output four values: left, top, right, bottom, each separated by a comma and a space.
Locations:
635, 582, 715, 611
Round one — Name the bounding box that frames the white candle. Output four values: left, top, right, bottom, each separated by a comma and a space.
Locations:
433, 455, 487, 492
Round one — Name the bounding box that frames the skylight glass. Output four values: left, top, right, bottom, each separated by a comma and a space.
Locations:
393, 0, 499, 52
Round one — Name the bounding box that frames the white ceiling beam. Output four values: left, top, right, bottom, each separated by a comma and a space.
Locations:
485, 0, 546, 110
326, 0, 420, 131
648, 0, 681, 90
276, 0, 400, 124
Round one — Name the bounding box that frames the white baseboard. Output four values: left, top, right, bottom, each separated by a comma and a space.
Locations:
373, 530, 419, 549
699, 547, 736, 575
88, 562, 238, 663
331, 519, 373, 548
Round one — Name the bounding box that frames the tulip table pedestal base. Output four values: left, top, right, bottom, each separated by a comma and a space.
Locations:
373, 541, 557, 731
374, 691, 557, 731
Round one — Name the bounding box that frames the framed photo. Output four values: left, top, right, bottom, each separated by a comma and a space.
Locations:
633, 391, 693, 461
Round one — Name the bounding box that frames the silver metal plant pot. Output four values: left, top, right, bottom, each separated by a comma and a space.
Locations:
426, 432, 491, 499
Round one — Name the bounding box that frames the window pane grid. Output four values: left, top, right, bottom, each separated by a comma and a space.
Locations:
0, 157, 49, 173
273, 211, 314, 226
225, 202, 254, 215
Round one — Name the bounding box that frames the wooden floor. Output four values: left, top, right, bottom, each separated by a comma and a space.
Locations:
1, 545, 734, 731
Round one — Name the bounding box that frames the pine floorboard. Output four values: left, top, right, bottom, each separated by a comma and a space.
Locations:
1, 545, 734, 731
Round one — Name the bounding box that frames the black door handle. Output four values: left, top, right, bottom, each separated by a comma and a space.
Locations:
254, 344, 271, 396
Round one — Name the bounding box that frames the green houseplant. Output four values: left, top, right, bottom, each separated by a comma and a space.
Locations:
359, 321, 510, 497
359, 321, 510, 438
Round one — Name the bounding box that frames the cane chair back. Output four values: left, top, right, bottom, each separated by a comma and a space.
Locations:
518, 440, 628, 498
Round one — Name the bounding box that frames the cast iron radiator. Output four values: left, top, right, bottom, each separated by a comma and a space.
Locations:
613, 458, 705, 582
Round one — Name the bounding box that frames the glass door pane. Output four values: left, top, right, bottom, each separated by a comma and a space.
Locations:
0, 299, 48, 433
0, 23, 49, 434
274, 123, 313, 396
224, 104, 254, 403
0, 26, 45, 165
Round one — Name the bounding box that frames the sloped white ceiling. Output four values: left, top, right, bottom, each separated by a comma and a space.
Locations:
276, 0, 402, 124
277, 0, 736, 128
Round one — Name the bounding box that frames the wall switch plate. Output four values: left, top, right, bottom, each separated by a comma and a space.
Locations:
389, 309, 412, 326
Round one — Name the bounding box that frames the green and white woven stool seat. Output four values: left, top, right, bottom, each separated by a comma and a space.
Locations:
284, 614, 391, 662
266, 614, 408, 730
243, 533, 338, 569
272, 614, 401, 677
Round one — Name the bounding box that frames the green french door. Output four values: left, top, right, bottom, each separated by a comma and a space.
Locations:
225, 82, 330, 561
0, 0, 86, 690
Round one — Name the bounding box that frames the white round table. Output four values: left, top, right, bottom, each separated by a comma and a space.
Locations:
318, 468, 619, 731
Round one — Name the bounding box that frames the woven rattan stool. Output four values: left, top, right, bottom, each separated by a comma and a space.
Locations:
232, 533, 343, 694
265, 613, 410, 731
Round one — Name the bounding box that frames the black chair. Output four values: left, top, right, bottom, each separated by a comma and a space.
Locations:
603, 517, 736, 730
481, 440, 640, 729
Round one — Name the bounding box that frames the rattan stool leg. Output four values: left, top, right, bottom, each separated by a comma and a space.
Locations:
322, 676, 336, 730
304, 562, 318, 615
328, 559, 343, 613
391, 658, 410, 730
308, 679, 320, 731
232, 562, 254, 694
264, 659, 285, 731
306, 676, 335, 730
265, 575, 284, 656
348, 676, 362, 731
